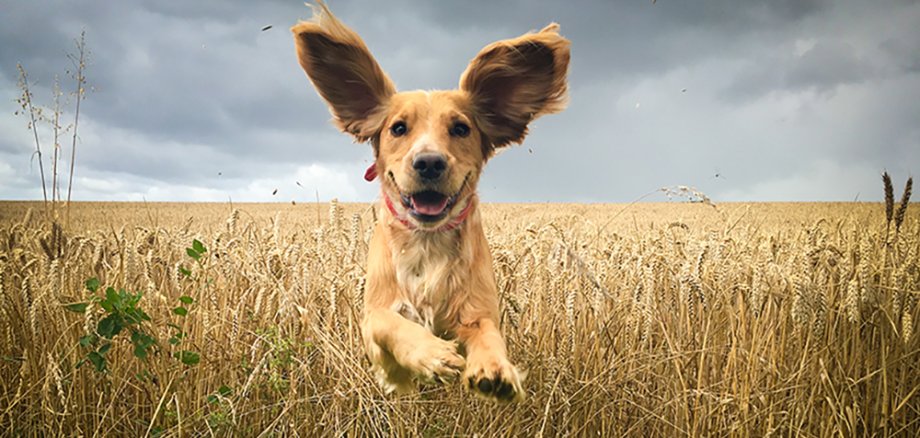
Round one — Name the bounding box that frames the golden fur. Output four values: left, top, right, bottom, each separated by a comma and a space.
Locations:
292, 1, 569, 401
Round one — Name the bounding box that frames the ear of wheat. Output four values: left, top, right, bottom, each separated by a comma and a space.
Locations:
895, 177, 912, 231
883, 172, 894, 226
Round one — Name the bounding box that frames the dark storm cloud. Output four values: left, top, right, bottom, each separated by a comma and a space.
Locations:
0, 0, 917, 202
398, 0, 829, 84
0, 0, 366, 195
12, 1, 332, 144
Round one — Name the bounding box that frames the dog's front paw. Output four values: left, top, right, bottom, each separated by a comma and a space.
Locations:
406, 338, 466, 384
464, 356, 525, 402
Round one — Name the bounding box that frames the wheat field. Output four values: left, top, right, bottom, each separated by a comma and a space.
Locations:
0, 199, 917, 437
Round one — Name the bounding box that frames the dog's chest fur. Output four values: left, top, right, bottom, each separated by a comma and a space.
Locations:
391, 230, 466, 335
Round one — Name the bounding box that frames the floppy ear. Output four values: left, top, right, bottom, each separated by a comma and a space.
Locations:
292, 2, 396, 142
460, 23, 570, 149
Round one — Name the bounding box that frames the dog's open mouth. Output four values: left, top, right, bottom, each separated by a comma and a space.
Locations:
400, 190, 457, 222
388, 172, 470, 224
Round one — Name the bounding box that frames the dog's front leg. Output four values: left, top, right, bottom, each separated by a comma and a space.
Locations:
362, 307, 465, 393
457, 316, 524, 401
363, 223, 465, 393
456, 229, 525, 401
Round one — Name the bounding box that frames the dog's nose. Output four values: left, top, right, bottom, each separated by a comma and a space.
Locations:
412, 152, 447, 180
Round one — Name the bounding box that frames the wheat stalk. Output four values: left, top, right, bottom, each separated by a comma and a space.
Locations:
564, 288, 576, 354
883, 172, 894, 226
895, 177, 912, 232
845, 278, 860, 324
903, 310, 914, 345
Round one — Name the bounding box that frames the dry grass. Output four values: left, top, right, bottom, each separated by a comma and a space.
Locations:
1, 200, 918, 436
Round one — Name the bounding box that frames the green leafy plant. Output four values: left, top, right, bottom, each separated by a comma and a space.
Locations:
172, 239, 208, 365
185, 238, 206, 262
253, 327, 314, 394
166, 291, 198, 367
207, 385, 233, 404
65, 238, 207, 372
206, 384, 235, 432
68, 277, 156, 372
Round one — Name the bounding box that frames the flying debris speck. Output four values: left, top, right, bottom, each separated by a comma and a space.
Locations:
682, 88, 687, 93
272, 189, 278, 195
261, 25, 273, 32
528, 148, 533, 154
635, 102, 641, 109
296, 181, 302, 187
291, 200, 296, 205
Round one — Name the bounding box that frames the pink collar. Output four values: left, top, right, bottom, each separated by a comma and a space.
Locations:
383, 192, 475, 232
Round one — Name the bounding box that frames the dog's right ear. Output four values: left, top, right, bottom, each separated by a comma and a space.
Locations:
292, 2, 396, 142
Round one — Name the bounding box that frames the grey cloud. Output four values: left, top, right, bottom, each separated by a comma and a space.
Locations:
785, 41, 874, 92
0, 0, 917, 203
879, 37, 920, 74
721, 40, 877, 102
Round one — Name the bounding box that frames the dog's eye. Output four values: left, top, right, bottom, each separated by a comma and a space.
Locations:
390, 121, 408, 137
449, 122, 470, 138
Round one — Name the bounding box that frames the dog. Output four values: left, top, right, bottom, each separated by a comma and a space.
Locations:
292, 2, 569, 401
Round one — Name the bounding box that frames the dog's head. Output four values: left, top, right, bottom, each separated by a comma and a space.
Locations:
292, 2, 569, 230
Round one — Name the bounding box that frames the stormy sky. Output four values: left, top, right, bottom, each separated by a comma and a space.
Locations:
1, 0, 918, 203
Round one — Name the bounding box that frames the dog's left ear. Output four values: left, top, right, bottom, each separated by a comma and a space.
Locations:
460, 24, 570, 150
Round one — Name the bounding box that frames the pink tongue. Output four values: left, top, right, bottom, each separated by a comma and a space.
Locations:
411, 196, 449, 216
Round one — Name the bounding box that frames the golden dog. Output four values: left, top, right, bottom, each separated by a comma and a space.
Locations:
292, 2, 569, 401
